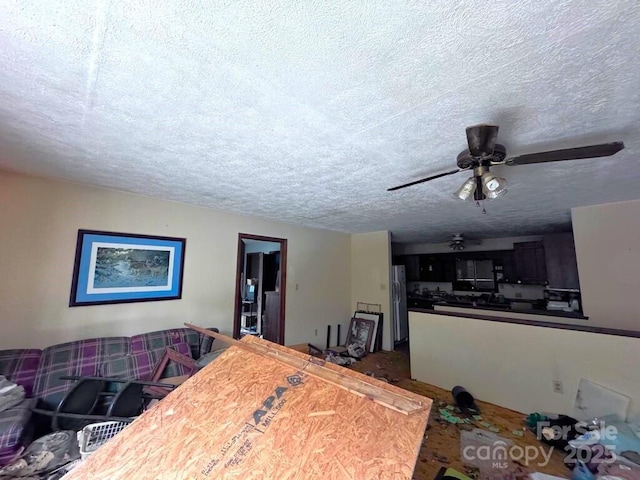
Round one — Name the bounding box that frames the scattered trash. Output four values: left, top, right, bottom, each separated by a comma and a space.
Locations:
597, 461, 640, 480
0, 431, 79, 477
325, 352, 356, 366
528, 413, 580, 449
347, 343, 366, 359
512, 430, 524, 437
433, 453, 450, 464
572, 460, 595, 480
362, 371, 390, 383
460, 429, 514, 473
439, 408, 463, 425
463, 465, 481, 480
569, 418, 640, 470
452, 385, 479, 413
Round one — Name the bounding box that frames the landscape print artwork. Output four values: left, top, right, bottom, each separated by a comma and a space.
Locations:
70, 230, 186, 306
92, 247, 171, 289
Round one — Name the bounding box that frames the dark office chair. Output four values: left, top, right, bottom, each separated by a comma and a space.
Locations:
31, 376, 176, 431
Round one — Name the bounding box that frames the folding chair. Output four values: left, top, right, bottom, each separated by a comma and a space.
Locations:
31, 376, 176, 431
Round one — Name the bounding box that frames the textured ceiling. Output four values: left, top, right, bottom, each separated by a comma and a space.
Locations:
1, 1, 639, 244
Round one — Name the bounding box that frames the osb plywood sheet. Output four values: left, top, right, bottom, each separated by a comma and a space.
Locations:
63, 336, 432, 480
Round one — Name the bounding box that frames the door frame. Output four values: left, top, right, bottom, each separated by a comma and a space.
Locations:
233, 233, 287, 344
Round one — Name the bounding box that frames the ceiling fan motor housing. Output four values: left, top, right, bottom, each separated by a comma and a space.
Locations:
456, 144, 507, 169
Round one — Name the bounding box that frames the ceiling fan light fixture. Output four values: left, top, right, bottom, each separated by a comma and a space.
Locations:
455, 177, 476, 200
449, 241, 465, 251
481, 172, 507, 199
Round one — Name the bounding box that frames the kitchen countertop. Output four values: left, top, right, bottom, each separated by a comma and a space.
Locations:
430, 301, 588, 319
406, 291, 589, 319
408, 308, 640, 338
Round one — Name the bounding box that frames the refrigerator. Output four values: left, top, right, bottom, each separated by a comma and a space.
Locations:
392, 265, 409, 343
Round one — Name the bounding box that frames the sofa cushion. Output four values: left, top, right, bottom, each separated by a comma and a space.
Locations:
100, 342, 193, 380
198, 330, 218, 359
33, 337, 130, 410
0, 398, 36, 467
0, 350, 41, 397
131, 328, 206, 359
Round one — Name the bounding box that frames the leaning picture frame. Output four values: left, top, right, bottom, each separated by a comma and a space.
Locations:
345, 318, 376, 353
69, 229, 186, 306
149, 347, 197, 383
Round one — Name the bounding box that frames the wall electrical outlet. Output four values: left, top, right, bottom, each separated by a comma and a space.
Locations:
552, 380, 564, 394
314, 329, 318, 336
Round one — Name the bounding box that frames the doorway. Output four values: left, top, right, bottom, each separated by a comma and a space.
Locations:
233, 233, 287, 344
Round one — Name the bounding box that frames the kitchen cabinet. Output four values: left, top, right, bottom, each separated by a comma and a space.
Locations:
513, 241, 547, 284
441, 255, 456, 282
501, 250, 516, 282
404, 255, 421, 282
420, 255, 444, 281
543, 233, 580, 289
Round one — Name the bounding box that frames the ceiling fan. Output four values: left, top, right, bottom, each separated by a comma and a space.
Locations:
449, 233, 481, 251
388, 124, 625, 201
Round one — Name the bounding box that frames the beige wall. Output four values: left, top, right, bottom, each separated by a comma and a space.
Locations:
572, 199, 640, 330
0, 170, 352, 349
350, 231, 393, 350
409, 311, 640, 419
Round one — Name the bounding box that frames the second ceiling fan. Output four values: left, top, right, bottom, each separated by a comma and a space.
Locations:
388, 124, 625, 201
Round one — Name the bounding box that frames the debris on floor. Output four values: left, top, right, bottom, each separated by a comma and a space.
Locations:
325, 352, 356, 366
61, 327, 433, 479
296, 342, 585, 479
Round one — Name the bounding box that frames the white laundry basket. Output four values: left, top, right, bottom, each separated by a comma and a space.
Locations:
77, 421, 128, 460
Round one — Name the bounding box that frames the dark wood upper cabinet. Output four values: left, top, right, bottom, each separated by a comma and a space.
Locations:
442, 255, 456, 282
395, 254, 455, 282
512, 241, 547, 284
501, 250, 516, 282
543, 233, 580, 289
397, 242, 555, 286
419, 255, 443, 281
404, 255, 421, 282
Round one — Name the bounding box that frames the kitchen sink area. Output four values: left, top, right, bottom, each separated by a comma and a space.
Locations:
408, 291, 587, 319
397, 232, 588, 321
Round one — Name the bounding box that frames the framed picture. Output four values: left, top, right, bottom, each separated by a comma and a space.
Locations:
69, 229, 186, 306
345, 318, 376, 353
150, 348, 197, 383
353, 311, 383, 353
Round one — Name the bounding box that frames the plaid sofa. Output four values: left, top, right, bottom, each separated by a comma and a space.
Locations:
0, 349, 42, 466
0, 326, 217, 466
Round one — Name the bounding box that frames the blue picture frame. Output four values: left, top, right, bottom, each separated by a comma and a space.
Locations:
69, 230, 186, 306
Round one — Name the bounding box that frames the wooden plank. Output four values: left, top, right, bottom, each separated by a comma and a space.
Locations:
64, 332, 432, 479
186, 322, 427, 415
